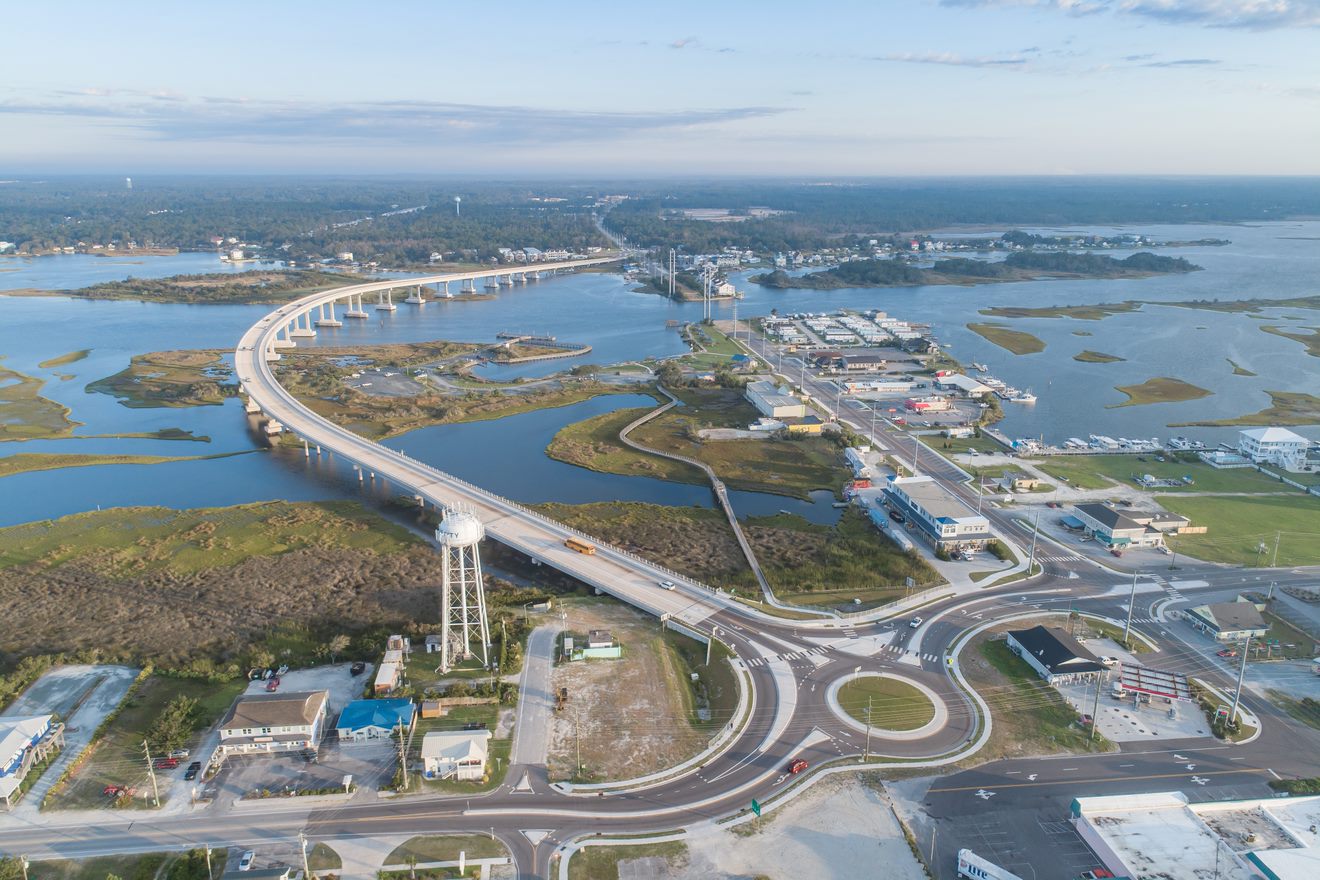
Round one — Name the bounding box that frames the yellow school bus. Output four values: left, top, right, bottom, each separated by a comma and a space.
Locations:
564, 537, 596, 555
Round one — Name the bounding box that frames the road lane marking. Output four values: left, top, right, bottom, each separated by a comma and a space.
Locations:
928, 767, 1269, 794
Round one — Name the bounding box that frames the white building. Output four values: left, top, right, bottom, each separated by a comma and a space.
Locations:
935, 374, 992, 398
745, 380, 807, 419
217, 691, 328, 756
883, 475, 992, 550
421, 730, 491, 781
1237, 427, 1308, 467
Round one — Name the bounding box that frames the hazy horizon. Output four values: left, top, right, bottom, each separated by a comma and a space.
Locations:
3, 0, 1319, 176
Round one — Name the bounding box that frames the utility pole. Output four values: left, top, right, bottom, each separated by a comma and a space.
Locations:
1229, 634, 1252, 730
393, 722, 409, 791
19, 856, 28, 880
1123, 570, 1140, 649
1088, 673, 1103, 746
1268, 581, 1276, 601
575, 705, 582, 777
142, 739, 160, 807
1026, 512, 1040, 575
299, 832, 313, 880
706, 627, 718, 666
1272, 530, 1281, 567
864, 696, 873, 760
911, 435, 920, 475
205, 846, 213, 880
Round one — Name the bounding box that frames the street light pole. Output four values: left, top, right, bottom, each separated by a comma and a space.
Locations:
1027, 512, 1040, 574
1229, 633, 1252, 731
1123, 570, 1140, 649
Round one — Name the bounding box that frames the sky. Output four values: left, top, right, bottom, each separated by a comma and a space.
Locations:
2, 0, 1318, 175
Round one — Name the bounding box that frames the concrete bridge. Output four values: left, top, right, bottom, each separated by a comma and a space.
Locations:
234, 256, 755, 631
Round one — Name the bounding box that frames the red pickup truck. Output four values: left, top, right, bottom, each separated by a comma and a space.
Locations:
788, 759, 809, 775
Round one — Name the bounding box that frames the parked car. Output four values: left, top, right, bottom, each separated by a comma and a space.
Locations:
1046, 501, 1060, 508
788, 759, 809, 774
658, 580, 677, 591
183, 761, 201, 780
168, 748, 190, 760
888, 510, 906, 524
265, 676, 281, 692
350, 661, 366, 676
152, 757, 178, 770
1217, 648, 1238, 658
1098, 656, 1118, 667
1079, 714, 1094, 727
908, 616, 923, 629
238, 851, 255, 872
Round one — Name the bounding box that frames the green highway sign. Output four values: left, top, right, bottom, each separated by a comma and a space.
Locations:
751, 799, 761, 817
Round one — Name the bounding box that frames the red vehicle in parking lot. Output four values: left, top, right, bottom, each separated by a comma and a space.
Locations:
788, 759, 809, 775
266, 676, 281, 692
152, 757, 178, 770
1217, 648, 1238, 658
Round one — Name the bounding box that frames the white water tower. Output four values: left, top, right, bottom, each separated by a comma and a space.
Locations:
454, 195, 462, 217
436, 507, 489, 671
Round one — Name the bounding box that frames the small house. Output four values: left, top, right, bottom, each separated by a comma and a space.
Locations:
421, 730, 491, 781
335, 698, 415, 742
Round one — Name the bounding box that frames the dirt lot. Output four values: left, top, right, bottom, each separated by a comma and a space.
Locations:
547, 600, 708, 782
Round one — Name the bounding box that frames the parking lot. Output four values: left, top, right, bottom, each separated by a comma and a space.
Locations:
241, 662, 371, 714
210, 740, 396, 804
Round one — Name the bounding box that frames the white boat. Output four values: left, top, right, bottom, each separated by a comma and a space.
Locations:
971, 362, 989, 373
1009, 390, 1037, 404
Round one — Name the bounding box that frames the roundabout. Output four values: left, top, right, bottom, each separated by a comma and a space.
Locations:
828, 672, 949, 741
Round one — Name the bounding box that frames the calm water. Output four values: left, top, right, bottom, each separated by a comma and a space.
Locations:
2, 223, 1319, 526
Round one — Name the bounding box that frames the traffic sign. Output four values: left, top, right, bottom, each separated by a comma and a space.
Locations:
751, 799, 762, 817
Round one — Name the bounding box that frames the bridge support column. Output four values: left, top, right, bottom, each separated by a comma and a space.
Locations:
405, 285, 426, 305
315, 298, 343, 327
304, 439, 309, 457
291, 311, 316, 338
375, 289, 396, 311
441, 281, 452, 298
273, 321, 296, 348
345, 293, 368, 319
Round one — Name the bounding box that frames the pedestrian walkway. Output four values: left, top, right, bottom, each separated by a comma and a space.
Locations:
734, 642, 944, 669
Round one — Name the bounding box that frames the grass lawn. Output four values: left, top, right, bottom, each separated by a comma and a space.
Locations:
751, 508, 942, 608
1108, 377, 1212, 408
967, 638, 1113, 757
1159, 494, 1320, 566
307, 843, 342, 872
545, 404, 704, 484
1034, 454, 1287, 494
410, 704, 512, 795
1077, 618, 1154, 654
662, 629, 741, 735
45, 675, 246, 810
568, 842, 688, 880
966, 322, 1046, 355
930, 435, 1007, 456
1254, 612, 1319, 660
403, 652, 493, 693
630, 388, 846, 499
837, 676, 935, 731
1268, 690, 1320, 731
385, 835, 509, 865
28, 850, 223, 880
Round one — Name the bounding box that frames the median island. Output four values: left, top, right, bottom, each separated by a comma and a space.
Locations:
750, 251, 1200, 290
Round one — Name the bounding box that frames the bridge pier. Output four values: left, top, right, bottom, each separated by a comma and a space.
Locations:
375, 289, 397, 311
272, 321, 296, 349
499, 274, 513, 287
314, 300, 343, 328
290, 311, 316, 338
344, 293, 368, 319
440, 281, 453, 298
484, 275, 500, 290
405, 285, 426, 305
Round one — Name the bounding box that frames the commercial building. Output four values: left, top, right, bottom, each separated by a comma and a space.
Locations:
1004, 626, 1107, 686
334, 698, 416, 742
837, 354, 888, 373
1238, 427, 1309, 466
935, 373, 993, 398
1071, 792, 1320, 880
782, 414, 825, 435
0, 715, 64, 810
1072, 502, 1173, 550
904, 395, 951, 413
1185, 600, 1269, 642
883, 475, 992, 551
745, 380, 807, 419
217, 691, 329, 757
421, 730, 491, 781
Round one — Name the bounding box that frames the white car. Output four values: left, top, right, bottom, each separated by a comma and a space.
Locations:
238, 851, 255, 872
658, 580, 676, 591
908, 616, 923, 628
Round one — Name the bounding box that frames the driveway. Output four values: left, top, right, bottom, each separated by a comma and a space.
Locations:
2, 664, 139, 814
242, 662, 370, 714
511, 625, 559, 769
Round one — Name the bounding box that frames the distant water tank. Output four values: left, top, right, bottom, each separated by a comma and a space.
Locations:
436, 510, 484, 547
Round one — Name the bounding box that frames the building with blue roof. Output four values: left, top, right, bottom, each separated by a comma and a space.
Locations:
334, 698, 415, 742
